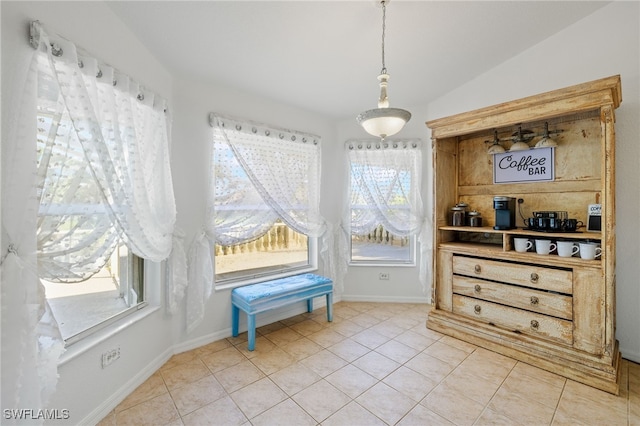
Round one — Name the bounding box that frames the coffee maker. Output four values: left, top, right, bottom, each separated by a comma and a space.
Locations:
493, 196, 516, 230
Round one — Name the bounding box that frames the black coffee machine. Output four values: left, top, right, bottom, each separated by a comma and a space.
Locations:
493, 196, 516, 230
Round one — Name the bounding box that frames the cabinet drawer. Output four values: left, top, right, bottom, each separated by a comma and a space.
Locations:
453, 256, 572, 294
452, 295, 573, 346
453, 276, 572, 320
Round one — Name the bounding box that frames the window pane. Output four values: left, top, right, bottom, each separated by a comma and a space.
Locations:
215, 221, 310, 282
350, 226, 412, 263
42, 243, 144, 343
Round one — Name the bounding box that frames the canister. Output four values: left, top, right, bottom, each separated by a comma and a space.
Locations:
450, 206, 466, 226
468, 211, 482, 227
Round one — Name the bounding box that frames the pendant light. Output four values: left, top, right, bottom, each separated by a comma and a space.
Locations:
356, 0, 411, 140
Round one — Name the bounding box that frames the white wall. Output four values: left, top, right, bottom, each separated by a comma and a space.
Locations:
422, 2, 640, 362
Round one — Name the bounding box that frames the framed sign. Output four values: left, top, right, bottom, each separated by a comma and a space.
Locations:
493, 147, 555, 184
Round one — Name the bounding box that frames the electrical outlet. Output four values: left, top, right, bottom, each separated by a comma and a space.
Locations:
379, 272, 389, 280
102, 347, 120, 368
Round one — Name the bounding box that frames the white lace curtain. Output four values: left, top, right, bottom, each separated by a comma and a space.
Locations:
186, 114, 328, 333
1, 21, 184, 416
31, 23, 177, 281
342, 139, 431, 294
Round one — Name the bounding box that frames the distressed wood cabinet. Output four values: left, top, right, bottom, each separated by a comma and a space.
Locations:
426, 76, 622, 394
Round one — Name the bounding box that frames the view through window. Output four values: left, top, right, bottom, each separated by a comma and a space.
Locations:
214, 220, 312, 283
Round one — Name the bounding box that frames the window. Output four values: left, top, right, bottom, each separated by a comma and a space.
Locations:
347, 140, 423, 265
31, 30, 176, 346
209, 114, 325, 288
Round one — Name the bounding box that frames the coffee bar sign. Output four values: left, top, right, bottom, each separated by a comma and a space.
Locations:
493, 147, 555, 184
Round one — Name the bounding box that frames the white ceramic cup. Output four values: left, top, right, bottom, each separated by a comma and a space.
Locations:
535, 239, 557, 255
579, 242, 602, 260
514, 238, 533, 253
557, 241, 579, 258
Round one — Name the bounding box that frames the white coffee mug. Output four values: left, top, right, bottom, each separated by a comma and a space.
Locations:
579, 242, 602, 260
535, 239, 556, 255
557, 241, 579, 258
514, 238, 533, 253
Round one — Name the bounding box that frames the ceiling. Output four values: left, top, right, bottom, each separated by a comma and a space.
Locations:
106, 1, 611, 120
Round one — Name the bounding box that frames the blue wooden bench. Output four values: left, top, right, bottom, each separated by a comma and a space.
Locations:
231, 273, 333, 351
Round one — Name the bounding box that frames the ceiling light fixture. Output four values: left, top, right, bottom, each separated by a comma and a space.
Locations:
356, 0, 411, 140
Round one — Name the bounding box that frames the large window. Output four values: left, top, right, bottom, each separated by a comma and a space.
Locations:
347, 140, 423, 265
209, 114, 325, 288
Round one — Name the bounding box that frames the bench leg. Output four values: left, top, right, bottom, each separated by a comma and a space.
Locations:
307, 298, 313, 313
247, 314, 256, 351
232, 304, 240, 337
326, 292, 333, 322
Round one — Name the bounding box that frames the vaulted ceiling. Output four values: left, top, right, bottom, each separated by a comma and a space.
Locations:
107, 1, 611, 120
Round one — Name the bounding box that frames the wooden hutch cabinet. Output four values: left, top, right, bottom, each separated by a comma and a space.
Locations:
426, 76, 622, 394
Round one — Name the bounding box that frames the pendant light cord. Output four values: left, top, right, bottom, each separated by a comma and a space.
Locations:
381, 0, 387, 74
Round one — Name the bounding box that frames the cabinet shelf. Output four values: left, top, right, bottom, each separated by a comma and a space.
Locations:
438, 226, 602, 240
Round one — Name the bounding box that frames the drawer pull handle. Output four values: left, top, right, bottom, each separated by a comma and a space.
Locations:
474, 305, 481, 314
531, 320, 539, 329
474, 265, 482, 274
530, 296, 539, 305
474, 284, 481, 293
530, 273, 539, 283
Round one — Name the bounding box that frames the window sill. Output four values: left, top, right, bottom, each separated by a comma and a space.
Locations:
215, 265, 318, 292
57, 304, 160, 367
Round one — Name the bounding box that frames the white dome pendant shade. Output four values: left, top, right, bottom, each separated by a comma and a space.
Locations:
356, 0, 411, 140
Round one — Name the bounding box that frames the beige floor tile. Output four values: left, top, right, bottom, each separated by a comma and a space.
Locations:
161, 350, 202, 371
500, 368, 564, 409
474, 407, 518, 426
393, 330, 438, 352
300, 349, 348, 377
423, 340, 470, 368
160, 360, 211, 391
226, 331, 248, 346
289, 318, 325, 336
328, 318, 365, 337
438, 335, 477, 353
332, 304, 361, 319
193, 339, 232, 357
350, 313, 382, 328
404, 352, 455, 383
352, 350, 401, 380
230, 377, 288, 419
411, 323, 445, 340
325, 364, 378, 399
555, 379, 628, 425
181, 396, 247, 426
279, 336, 324, 361
441, 366, 502, 406
115, 371, 168, 412
421, 382, 485, 426
293, 379, 351, 422
396, 404, 454, 426
214, 360, 265, 393
264, 326, 304, 346
370, 320, 405, 339
169, 375, 227, 416
488, 385, 556, 425
322, 401, 387, 426
384, 312, 424, 331
383, 365, 439, 401
250, 398, 316, 426
356, 381, 417, 425
96, 411, 116, 426
510, 361, 567, 389
375, 339, 420, 364
115, 392, 180, 426
351, 328, 390, 349
306, 328, 346, 348
235, 336, 277, 359
250, 347, 295, 375
256, 321, 287, 335
280, 313, 309, 326
200, 346, 246, 373
327, 338, 370, 362
269, 363, 322, 396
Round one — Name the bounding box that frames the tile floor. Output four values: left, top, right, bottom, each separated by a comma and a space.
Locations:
98, 302, 640, 426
